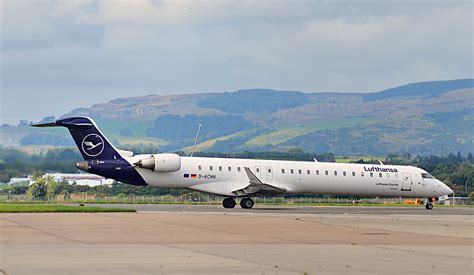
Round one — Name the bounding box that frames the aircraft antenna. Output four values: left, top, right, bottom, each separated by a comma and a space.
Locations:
190, 124, 202, 157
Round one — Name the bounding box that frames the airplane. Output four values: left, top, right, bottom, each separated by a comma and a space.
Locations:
32, 117, 454, 210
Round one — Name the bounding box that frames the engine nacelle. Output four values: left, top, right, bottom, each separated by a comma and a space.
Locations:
135, 153, 181, 172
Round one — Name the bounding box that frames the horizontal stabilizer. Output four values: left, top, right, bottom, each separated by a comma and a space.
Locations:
31, 122, 59, 127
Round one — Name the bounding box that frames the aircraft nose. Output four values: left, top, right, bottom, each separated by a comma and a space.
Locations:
441, 181, 453, 196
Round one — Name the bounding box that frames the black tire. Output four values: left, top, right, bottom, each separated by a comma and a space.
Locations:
240, 198, 247, 208
223, 198, 236, 208
241, 198, 254, 209
425, 202, 433, 210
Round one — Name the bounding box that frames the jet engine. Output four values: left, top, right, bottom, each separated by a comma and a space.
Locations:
134, 153, 181, 172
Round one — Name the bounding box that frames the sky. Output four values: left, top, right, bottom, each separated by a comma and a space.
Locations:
1, 0, 472, 124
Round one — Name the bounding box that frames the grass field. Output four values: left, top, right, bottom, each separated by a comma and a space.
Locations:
0, 204, 136, 213
245, 117, 374, 147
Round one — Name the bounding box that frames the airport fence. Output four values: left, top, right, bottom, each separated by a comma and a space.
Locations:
0, 194, 472, 206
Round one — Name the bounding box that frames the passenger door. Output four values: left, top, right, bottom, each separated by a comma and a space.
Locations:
401, 173, 412, 191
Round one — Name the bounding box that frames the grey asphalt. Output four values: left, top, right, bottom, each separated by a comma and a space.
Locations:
85, 203, 474, 215
2, 207, 473, 274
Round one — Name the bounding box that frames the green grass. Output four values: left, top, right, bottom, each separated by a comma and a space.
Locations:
0, 204, 136, 213
180, 129, 256, 152
245, 117, 374, 146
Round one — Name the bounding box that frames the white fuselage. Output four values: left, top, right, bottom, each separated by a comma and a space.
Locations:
126, 156, 452, 198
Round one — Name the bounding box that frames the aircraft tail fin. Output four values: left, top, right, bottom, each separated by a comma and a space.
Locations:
32, 117, 131, 160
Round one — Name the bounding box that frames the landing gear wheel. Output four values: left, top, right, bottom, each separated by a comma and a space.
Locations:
425, 202, 433, 210
223, 198, 236, 208
240, 198, 254, 209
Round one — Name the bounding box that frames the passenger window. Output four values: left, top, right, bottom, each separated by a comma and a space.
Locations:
228, 167, 231, 172
343, 171, 346, 176
268, 168, 271, 173
282, 169, 285, 174
316, 170, 319, 175
370, 172, 373, 177
237, 167, 241, 172
298, 169, 302, 174
307, 170, 310, 175
219, 166, 222, 171
291, 169, 294, 174
361, 172, 364, 177
210, 166, 213, 171
334, 171, 337, 176
325, 171, 329, 176
198, 165, 202, 170
352, 172, 355, 177
256, 168, 260, 173
379, 173, 382, 177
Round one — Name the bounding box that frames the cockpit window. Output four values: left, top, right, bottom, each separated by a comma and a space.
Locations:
421, 173, 434, 179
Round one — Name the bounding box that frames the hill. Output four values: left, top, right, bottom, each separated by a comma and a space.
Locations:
1, 79, 473, 156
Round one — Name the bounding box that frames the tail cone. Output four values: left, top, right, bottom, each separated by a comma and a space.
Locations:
75, 161, 89, 172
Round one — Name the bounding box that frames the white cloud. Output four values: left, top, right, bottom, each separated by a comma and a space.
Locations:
0, 0, 472, 123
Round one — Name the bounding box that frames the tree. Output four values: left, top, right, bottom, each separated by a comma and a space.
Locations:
27, 175, 58, 200
26, 181, 47, 200
46, 178, 59, 199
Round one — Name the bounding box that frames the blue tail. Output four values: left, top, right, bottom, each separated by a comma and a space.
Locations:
32, 117, 146, 186
32, 117, 123, 161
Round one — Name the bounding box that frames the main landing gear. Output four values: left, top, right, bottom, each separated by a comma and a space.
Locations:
240, 198, 254, 209
223, 197, 236, 208
222, 197, 255, 209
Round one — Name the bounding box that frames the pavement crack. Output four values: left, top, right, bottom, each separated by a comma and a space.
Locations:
0, 218, 91, 245
365, 244, 474, 260
163, 244, 303, 274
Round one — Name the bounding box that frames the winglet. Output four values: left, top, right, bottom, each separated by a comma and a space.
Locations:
313, 158, 319, 162
378, 160, 384, 165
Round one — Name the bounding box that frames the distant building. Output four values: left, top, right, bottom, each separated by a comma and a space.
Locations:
7, 173, 113, 187
47, 173, 113, 187
7, 177, 31, 187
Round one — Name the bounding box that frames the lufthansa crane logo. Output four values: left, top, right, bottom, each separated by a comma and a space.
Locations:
81, 134, 104, 157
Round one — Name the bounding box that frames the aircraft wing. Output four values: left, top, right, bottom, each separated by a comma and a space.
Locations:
187, 167, 286, 197
231, 167, 286, 196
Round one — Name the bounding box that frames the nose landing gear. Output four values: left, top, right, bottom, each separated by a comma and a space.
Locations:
424, 197, 436, 210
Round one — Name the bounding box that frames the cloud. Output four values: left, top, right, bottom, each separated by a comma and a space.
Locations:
0, 0, 472, 123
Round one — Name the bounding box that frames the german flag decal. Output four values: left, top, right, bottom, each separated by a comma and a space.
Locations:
191, 174, 197, 178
